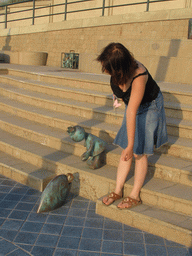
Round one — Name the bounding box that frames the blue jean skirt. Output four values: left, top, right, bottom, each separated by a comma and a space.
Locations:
113, 91, 168, 155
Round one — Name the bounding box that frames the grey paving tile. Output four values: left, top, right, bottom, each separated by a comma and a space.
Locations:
54, 249, 77, 256
103, 229, 123, 241
61, 226, 83, 237
144, 233, 165, 245
104, 219, 123, 230
4, 193, 23, 201
124, 231, 144, 243
65, 216, 85, 227
46, 214, 66, 225
15, 202, 35, 211
68, 208, 87, 217
41, 223, 63, 235
21, 221, 44, 233
0, 239, 18, 254
78, 251, 100, 256
0, 200, 18, 209
14, 231, 39, 245
79, 238, 102, 252
57, 236, 80, 249
124, 242, 145, 256
1, 219, 24, 230
0, 185, 13, 193
167, 246, 190, 256
0, 208, 11, 218
7, 248, 31, 256
85, 218, 104, 229
101, 240, 123, 254
31, 246, 55, 256
8, 210, 30, 220
0, 217, 5, 225
35, 234, 59, 247
27, 212, 48, 223
82, 228, 103, 240
146, 244, 167, 256
15, 243, 33, 252
0, 229, 18, 241
11, 187, 29, 194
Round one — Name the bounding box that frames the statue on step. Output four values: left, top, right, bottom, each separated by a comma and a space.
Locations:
67, 125, 107, 169
37, 173, 74, 213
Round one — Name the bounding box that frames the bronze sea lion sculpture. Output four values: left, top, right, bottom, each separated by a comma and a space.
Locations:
67, 125, 107, 169
37, 173, 74, 213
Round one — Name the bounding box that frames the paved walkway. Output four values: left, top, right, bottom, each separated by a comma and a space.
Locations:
0, 175, 191, 256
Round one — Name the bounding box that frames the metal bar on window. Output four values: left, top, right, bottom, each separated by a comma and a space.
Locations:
64, 0, 67, 21
102, 0, 105, 16
32, 0, 35, 25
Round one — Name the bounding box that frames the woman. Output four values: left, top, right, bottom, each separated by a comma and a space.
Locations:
97, 43, 168, 209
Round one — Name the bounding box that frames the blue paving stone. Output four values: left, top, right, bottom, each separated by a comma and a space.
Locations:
27, 212, 48, 222
103, 229, 123, 241
166, 246, 190, 256
4, 193, 23, 201
8, 210, 29, 220
15, 202, 35, 211
11, 187, 29, 194
58, 236, 80, 249
26, 188, 41, 196
102, 240, 123, 254
124, 231, 144, 243
146, 244, 167, 256
0, 217, 5, 225
124, 224, 143, 232
41, 223, 63, 235
49, 206, 69, 215
21, 221, 44, 233
21, 195, 39, 203
15, 243, 33, 252
65, 216, 85, 227
0, 208, 11, 218
0, 192, 6, 200
87, 209, 104, 219
14, 231, 39, 245
2, 219, 24, 230
71, 200, 89, 209
68, 208, 87, 217
0, 239, 17, 254
1, 180, 17, 186
61, 226, 83, 238
124, 242, 145, 256
0, 185, 13, 193
0, 229, 18, 241
82, 228, 103, 240
7, 248, 31, 255
89, 202, 96, 210
78, 252, 100, 256
46, 214, 66, 224
79, 238, 102, 252
144, 233, 165, 245
36, 234, 59, 247
104, 219, 123, 230
31, 246, 55, 256
54, 249, 77, 256
85, 218, 104, 229
0, 200, 18, 209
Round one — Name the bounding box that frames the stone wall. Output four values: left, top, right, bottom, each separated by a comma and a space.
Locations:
0, 8, 191, 83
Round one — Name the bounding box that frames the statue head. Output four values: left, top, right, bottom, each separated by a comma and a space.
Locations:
67, 125, 86, 142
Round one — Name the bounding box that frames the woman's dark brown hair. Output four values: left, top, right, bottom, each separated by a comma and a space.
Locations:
97, 42, 138, 86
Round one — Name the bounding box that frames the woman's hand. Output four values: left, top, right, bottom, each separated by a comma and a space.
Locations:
121, 146, 133, 161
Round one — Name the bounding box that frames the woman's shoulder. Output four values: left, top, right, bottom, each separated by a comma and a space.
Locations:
134, 61, 147, 76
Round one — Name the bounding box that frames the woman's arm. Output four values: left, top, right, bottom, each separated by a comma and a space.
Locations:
121, 74, 148, 161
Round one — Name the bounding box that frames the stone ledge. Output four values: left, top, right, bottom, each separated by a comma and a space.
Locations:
0, 8, 191, 37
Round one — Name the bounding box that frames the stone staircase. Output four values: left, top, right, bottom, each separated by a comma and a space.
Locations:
0, 66, 191, 247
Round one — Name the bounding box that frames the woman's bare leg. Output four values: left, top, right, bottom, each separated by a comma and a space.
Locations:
117, 154, 148, 208
103, 155, 133, 205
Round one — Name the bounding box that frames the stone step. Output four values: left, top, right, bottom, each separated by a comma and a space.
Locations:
0, 151, 55, 191
0, 82, 123, 126
2, 68, 192, 105
1, 109, 192, 162
0, 127, 191, 215
1, 84, 192, 139
1, 73, 192, 119
96, 198, 192, 247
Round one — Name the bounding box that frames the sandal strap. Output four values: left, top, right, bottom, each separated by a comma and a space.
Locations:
122, 196, 141, 205
108, 192, 121, 200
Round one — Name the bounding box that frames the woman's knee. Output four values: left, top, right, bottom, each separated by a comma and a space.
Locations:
133, 154, 145, 160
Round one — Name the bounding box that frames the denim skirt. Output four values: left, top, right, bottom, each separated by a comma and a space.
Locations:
113, 91, 168, 155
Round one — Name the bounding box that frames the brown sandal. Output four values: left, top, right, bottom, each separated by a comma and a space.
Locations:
102, 192, 122, 206
117, 196, 142, 210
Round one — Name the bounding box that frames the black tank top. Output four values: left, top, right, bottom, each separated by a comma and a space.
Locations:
110, 69, 160, 106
